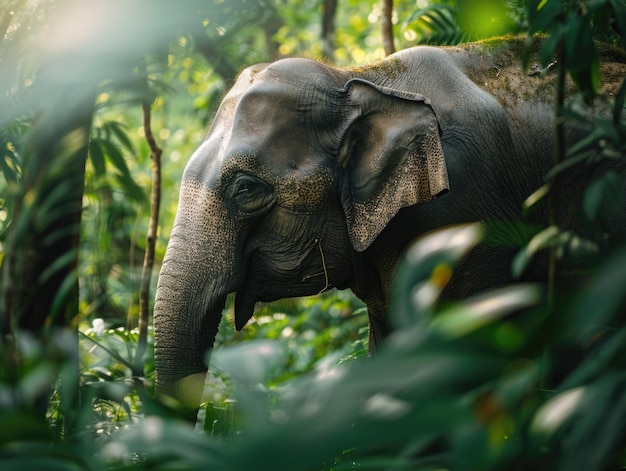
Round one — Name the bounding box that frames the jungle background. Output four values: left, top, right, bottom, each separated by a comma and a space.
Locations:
1, 0, 625, 469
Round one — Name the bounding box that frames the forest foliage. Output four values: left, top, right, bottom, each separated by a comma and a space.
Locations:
1, 0, 625, 469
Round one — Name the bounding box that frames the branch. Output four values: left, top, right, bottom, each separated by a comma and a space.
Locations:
133, 100, 162, 378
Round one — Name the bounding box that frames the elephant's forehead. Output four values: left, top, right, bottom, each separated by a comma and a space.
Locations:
228, 74, 345, 140
228, 85, 316, 146
219, 84, 335, 173
234, 86, 299, 124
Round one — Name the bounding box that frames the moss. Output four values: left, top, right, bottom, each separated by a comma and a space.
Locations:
438, 35, 625, 109
349, 57, 408, 79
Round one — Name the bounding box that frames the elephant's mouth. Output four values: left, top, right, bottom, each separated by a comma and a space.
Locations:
233, 240, 341, 330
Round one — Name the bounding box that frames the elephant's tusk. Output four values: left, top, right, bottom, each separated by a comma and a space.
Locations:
301, 266, 336, 281
316, 238, 330, 294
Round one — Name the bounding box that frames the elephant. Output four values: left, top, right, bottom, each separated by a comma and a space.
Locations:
153, 39, 626, 407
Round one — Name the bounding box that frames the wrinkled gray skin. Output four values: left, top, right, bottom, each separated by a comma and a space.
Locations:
154, 45, 624, 406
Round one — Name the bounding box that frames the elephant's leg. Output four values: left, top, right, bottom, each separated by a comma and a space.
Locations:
351, 276, 390, 353
351, 245, 400, 352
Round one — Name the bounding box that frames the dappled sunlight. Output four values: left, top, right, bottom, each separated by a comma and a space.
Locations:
43, 2, 106, 56
362, 393, 412, 420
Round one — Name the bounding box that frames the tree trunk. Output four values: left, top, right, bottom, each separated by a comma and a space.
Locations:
0, 65, 96, 426
322, 0, 338, 62
381, 0, 395, 56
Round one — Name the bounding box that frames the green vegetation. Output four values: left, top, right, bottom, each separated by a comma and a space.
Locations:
1, 0, 625, 469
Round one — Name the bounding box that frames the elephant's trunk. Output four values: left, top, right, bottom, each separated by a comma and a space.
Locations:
153, 177, 236, 407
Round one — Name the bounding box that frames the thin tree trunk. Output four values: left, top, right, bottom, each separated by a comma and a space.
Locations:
381, 0, 395, 56
322, 0, 338, 62
262, 13, 284, 60
134, 100, 162, 379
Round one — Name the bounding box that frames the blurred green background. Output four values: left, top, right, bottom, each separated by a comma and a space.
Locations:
1, 0, 625, 469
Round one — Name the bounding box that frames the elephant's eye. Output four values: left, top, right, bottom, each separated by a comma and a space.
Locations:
230, 173, 274, 214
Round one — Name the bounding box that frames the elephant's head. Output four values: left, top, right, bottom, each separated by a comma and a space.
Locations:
153, 58, 449, 406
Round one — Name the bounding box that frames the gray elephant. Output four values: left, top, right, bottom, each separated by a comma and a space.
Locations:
153, 40, 626, 406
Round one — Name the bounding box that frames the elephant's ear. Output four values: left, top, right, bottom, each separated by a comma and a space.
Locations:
338, 78, 449, 252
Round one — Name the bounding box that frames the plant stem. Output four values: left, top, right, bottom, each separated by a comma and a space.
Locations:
548, 40, 567, 308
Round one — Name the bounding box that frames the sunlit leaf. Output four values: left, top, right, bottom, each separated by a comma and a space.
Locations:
531, 386, 587, 438
556, 374, 626, 471
430, 284, 543, 339
392, 223, 484, 329
402, 4, 466, 45
512, 225, 558, 278
88, 139, 106, 176
522, 183, 550, 215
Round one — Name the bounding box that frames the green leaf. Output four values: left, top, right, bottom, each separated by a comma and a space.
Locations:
79, 330, 135, 370
511, 226, 597, 276
561, 329, 626, 390
528, 0, 562, 33
557, 374, 626, 471
609, 0, 626, 50
105, 120, 135, 154
211, 340, 286, 385
114, 172, 147, 204
95, 135, 146, 203
539, 23, 563, 65
88, 139, 106, 176
402, 4, 466, 46
570, 246, 626, 335
523, 183, 551, 215
566, 12, 600, 98
531, 386, 587, 439
100, 138, 132, 177
430, 284, 542, 339
512, 225, 559, 278
391, 224, 484, 330
583, 171, 625, 221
